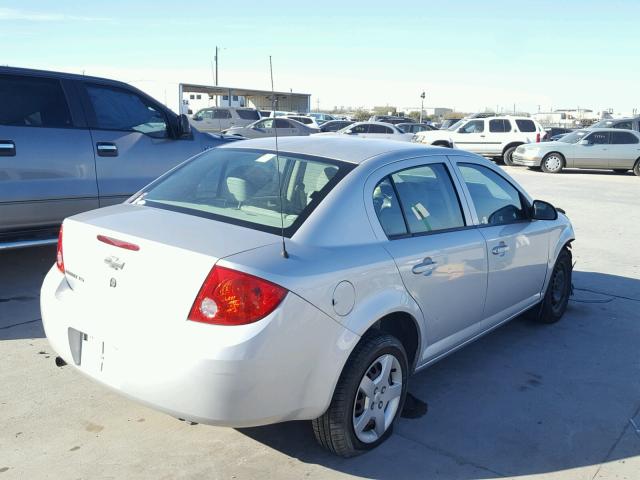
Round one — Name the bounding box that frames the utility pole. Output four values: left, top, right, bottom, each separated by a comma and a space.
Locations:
316, 98, 320, 112
420, 91, 426, 123
214, 46, 219, 106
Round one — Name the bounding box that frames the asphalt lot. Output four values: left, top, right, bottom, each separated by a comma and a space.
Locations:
1, 166, 639, 480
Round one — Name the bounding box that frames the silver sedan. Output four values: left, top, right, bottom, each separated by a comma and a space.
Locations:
41, 137, 574, 457
222, 117, 318, 138
513, 128, 640, 175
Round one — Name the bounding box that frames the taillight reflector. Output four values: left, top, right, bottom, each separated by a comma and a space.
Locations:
56, 225, 64, 273
536, 133, 541, 143
97, 235, 140, 251
188, 266, 287, 326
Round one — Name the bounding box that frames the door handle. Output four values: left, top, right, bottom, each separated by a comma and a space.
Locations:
480, 134, 486, 137
0, 140, 16, 157
96, 142, 118, 157
412, 257, 438, 275
491, 241, 510, 256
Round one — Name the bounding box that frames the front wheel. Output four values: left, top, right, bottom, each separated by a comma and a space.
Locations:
538, 248, 572, 324
312, 331, 408, 457
541, 153, 565, 173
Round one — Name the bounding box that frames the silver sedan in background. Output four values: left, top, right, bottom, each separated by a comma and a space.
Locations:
513, 128, 640, 175
41, 137, 574, 457
222, 117, 317, 138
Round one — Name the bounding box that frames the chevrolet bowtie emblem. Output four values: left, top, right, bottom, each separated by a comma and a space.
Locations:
104, 256, 125, 271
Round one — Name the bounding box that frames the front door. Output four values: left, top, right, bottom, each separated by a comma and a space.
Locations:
454, 161, 549, 321
452, 119, 487, 153
370, 158, 488, 362
0, 73, 99, 233
80, 82, 202, 207
574, 131, 609, 168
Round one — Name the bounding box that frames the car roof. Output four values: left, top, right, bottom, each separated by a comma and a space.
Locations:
0, 65, 134, 90
218, 136, 448, 164
582, 127, 639, 133
352, 121, 398, 128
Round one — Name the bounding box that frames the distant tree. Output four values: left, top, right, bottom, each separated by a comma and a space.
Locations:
444, 112, 467, 120
353, 109, 371, 121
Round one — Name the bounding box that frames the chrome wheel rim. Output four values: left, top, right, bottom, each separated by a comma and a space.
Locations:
545, 155, 562, 171
352, 354, 403, 444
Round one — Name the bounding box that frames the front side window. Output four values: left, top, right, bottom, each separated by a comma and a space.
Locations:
0, 74, 72, 128
515, 119, 536, 132
458, 163, 526, 225
140, 149, 352, 236
237, 110, 260, 120
610, 131, 638, 144
86, 84, 168, 138
350, 124, 369, 134
369, 124, 393, 134
255, 119, 273, 128
585, 132, 609, 144
213, 109, 232, 119
459, 120, 484, 133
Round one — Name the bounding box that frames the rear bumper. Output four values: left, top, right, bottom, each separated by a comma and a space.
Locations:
41, 267, 358, 427
512, 151, 542, 166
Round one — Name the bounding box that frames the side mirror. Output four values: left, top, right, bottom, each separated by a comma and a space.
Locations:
177, 114, 191, 138
531, 200, 558, 220
578, 139, 590, 146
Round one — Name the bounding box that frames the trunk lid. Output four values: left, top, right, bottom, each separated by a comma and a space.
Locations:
61, 203, 278, 340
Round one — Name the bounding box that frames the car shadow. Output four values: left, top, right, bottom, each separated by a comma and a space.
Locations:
0, 245, 54, 340
238, 270, 640, 479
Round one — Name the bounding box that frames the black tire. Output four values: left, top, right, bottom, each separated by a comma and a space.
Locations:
433, 141, 452, 148
541, 152, 565, 173
613, 169, 628, 174
502, 146, 519, 166
538, 248, 572, 324
633, 159, 640, 177
312, 331, 408, 457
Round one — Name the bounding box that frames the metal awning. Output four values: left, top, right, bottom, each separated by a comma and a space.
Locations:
179, 83, 310, 99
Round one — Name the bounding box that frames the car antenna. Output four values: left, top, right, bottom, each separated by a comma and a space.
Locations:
270, 55, 289, 259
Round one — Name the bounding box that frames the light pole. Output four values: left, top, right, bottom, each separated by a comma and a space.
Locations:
420, 91, 426, 123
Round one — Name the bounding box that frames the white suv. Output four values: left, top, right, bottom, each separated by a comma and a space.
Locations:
190, 107, 261, 132
413, 116, 546, 165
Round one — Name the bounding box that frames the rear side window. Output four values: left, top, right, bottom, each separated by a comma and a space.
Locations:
489, 119, 511, 132
613, 121, 632, 130
274, 118, 292, 128
141, 149, 352, 236
458, 163, 526, 225
237, 110, 260, 120
515, 119, 536, 132
213, 109, 232, 119
374, 164, 465, 237
0, 74, 72, 128
610, 131, 638, 144
86, 84, 168, 138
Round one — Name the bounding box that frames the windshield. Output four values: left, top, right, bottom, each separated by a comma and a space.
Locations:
137, 148, 353, 236
446, 120, 464, 131
591, 120, 616, 128
557, 130, 589, 143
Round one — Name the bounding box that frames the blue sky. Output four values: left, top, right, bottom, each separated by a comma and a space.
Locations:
2, 1, 639, 114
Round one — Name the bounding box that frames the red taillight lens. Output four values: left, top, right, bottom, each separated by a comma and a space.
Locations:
536, 133, 541, 143
188, 266, 287, 326
56, 225, 64, 273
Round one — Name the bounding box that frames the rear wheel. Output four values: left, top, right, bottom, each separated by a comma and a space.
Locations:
538, 248, 572, 324
312, 331, 408, 457
634, 159, 640, 177
502, 146, 519, 166
541, 153, 565, 173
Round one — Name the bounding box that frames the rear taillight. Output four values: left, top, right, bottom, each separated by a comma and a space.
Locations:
56, 225, 64, 273
536, 133, 541, 143
188, 266, 287, 326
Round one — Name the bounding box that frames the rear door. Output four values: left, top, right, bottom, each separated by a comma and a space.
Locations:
484, 119, 512, 155
453, 161, 549, 321
80, 82, 203, 207
0, 73, 98, 234
369, 157, 489, 362
608, 131, 640, 169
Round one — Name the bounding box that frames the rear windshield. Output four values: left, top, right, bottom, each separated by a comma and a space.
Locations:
236, 109, 260, 120
137, 148, 354, 236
